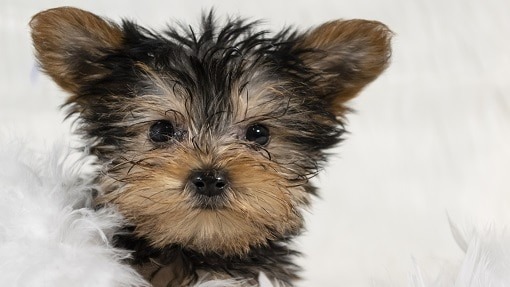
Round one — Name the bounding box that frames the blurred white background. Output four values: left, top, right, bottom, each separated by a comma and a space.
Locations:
1, 0, 509, 286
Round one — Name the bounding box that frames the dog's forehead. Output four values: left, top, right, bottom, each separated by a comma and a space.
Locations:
113, 18, 311, 134
138, 63, 287, 132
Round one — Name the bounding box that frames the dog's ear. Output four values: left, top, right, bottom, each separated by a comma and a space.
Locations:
295, 20, 392, 116
30, 7, 123, 93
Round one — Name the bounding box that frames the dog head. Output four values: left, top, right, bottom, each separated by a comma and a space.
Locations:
31, 7, 391, 256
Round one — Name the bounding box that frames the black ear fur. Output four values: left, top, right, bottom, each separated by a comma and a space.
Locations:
30, 7, 124, 93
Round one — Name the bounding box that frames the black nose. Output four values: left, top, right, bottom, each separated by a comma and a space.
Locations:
189, 170, 228, 197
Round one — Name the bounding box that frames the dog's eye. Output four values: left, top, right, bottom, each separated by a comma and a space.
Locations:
149, 120, 174, 143
246, 124, 270, 146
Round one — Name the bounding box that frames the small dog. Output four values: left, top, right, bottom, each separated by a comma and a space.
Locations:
30, 7, 391, 286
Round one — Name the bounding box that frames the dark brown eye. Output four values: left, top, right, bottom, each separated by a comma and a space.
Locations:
149, 120, 174, 143
246, 124, 270, 146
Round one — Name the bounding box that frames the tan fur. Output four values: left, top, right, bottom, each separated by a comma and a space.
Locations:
137, 262, 260, 287
297, 19, 392, 115
30, 7, 123, 93
81, 64, 320, 256
136, 259, 196, 286
99, 141, 308, 256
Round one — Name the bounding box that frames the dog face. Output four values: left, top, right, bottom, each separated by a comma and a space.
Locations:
31, 7, 391, 256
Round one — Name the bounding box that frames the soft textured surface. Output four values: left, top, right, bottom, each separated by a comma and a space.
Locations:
1, 0, 509, 286
409, 224, 510, 287
0, 137, 148, 287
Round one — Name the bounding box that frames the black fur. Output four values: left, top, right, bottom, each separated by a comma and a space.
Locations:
68, 12, 343, 163
115, 230, 300, 285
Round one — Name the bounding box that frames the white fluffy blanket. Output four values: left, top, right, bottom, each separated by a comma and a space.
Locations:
409, 225, 510, 287
0, 138, 148, 287
1, 137, 509, 287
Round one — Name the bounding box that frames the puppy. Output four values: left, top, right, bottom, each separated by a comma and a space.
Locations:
30, 7, 391, 286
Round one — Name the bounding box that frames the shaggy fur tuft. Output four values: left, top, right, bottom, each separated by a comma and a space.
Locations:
0, 136, 148, 287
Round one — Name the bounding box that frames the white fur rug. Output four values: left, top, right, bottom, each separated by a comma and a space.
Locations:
408, 225, 510, 287
0, 138, 148, 287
